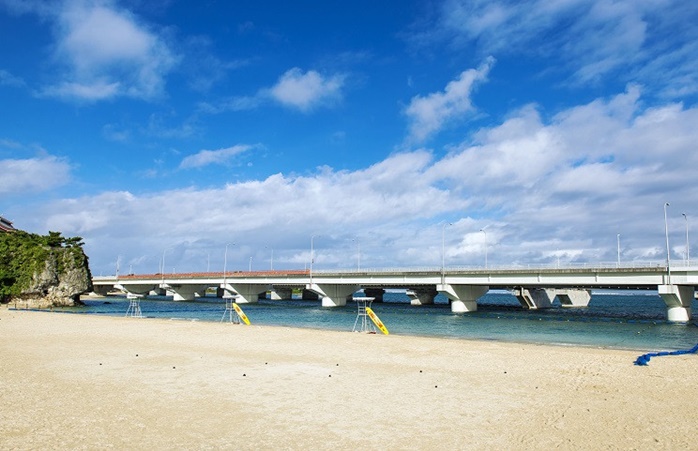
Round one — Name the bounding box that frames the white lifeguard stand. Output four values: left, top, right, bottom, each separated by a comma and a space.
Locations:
220, 292, 240, 324
125, 293, 143, 318
352, 296, 376, 333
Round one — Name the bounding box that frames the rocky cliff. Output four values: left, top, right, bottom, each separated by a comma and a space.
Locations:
0, 230, 92, 308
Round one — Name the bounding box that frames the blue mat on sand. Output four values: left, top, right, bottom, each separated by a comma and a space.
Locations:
635, 343, 698, 366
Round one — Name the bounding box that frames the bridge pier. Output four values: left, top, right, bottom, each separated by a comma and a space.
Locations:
364, 288, 385, 302
306, 283, 360, 307
302, 289, 319, 301
115, 283, 157, 298
269, 287, 293, 300
228, 284, 269, 304
658, 284, 694, 322
92, 284, 111, 296
166, 284, 208, 301
556, 289, 591, 307
437, 284, 488, 313
407, 288, 437, 306
514, 287, 555, 309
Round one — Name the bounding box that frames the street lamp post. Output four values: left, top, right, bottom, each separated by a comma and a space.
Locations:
249, 256, 252, 272
617, 233, 621, 267
441, 222, 451, 282
664, 202, 671, 283
223, 243, 233, 288
310, 235, 315, 283
160, 249, 168, 286
481, 228, 488, 269
683, 213, 690, 266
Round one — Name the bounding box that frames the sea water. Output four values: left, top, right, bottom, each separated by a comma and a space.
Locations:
51, 290, 698, 352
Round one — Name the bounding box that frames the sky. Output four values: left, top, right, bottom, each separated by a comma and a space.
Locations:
1, 0, 698, 276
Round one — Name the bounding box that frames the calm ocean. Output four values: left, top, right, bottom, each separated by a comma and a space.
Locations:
51, 290, 698, 353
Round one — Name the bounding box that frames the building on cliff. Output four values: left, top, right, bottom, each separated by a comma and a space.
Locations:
0, 216, 16, 233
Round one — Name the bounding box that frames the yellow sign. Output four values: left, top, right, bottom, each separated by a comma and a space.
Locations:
232, 303, 251, 325
366, 307, 389, 335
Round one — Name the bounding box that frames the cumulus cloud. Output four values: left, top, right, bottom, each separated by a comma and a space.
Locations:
179, 145, 254, 169
404, 57, 494, 143
11, 86, 698, 274
0, 155, 71, 195
267, 68, 345, 112
197, 67, 346, 114
17, 0, 179, 101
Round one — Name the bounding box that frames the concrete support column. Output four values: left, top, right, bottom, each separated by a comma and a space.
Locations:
514, 287, 555, 309
306, 283, 360, 308
556, 289, 591, 307
407, 288, 437, 306
658, 284, 694, 322
301, 289, 319, 301
269, 287, 293, 300
92, 284, 111, 296
167, 284, 208, 301
115, 283, 156, 297
437, 284, 488, 313
229, 284, 269, 304
364, 288, 385, 303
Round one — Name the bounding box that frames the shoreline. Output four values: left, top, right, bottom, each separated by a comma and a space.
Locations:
2, 308, 698, 449
5, 299, 692, 354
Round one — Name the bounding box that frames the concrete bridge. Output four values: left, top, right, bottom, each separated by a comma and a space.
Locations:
91, 264, 698, 322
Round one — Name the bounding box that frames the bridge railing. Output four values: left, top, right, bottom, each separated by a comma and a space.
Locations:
93, 260, 687, 281
312, 261, 670, 274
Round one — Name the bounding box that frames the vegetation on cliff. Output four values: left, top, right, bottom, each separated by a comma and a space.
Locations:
0, 231, 92, 305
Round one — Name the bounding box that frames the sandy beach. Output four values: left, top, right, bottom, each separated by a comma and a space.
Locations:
1, 306, 697, 450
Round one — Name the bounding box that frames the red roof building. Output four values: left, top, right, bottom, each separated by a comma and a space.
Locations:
0, 216, 16, 233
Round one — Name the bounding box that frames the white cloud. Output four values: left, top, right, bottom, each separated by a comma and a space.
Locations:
0, 155, 71, 195
0, 69, 25, 87
25, 0, 179, 101
179, 145, 254, 169
11, 88, 698, 274
198, 68, 345, 114
404, 57, 494, 143
423, 0, 697, 94
267, 68, 345, 112
197, 96, 261, 114
42, 80, 121, 101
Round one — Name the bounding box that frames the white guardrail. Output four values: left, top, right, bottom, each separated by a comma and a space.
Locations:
312, 261, 674, 274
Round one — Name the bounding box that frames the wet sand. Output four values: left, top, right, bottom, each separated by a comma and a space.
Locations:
1, 306, 696, 450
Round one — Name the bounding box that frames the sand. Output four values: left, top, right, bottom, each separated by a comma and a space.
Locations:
1, 306, 697, 450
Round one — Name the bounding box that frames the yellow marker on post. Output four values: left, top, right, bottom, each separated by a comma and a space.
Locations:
365, 307, 389, 335
232, 303, 251, 325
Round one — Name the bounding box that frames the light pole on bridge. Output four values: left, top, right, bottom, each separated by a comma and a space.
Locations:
266, 246, 274, 271
223, 243, 234, 289
480, 227, 488, 269
441, 222, 452, 282
683, 213, 690, 266
617, 233, 621, 268
353, 237, 361, 271
664, 202, 671, 283
310, 235, 316, 283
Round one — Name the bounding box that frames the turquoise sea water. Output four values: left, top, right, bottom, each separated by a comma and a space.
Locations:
48, 290, 698, 352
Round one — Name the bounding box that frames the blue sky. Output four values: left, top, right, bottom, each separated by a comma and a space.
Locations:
2, 0, 698, 276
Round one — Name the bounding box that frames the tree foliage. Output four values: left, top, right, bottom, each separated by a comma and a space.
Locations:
0, 231, 88, 302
